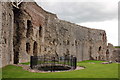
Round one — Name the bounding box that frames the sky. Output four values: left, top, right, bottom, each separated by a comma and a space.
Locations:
35, 0, 119, 46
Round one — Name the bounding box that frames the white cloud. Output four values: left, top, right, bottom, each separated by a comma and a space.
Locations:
37, 2, 118, 23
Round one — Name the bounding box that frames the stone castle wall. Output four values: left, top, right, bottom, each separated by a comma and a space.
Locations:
0, 2, 118, 67
13, 2, 47, 63
0, 2, 14, 67
112, 48, 120, 62
45, 14, 108, 61
15, 2, 108, 62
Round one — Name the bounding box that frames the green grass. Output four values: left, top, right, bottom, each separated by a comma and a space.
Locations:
2, 60, 119, 78
114, 46, 120, 48
20, 62, 30, 65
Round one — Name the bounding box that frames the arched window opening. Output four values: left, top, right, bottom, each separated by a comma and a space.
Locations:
75, 40, 77, 46
33, 41, 37, 56
26, 43, 30, 54
106, 49, 109, 61
106, 49, 109, 54
39, 26, 42, 37
99, 46, 101, 51
26, 20, 32, 38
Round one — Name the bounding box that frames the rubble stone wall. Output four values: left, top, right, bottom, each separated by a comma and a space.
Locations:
0, 2, 2, 67
112, 48, 120, 62
0, 2, 118, 67
0, 2, 14, 67
15, 2, 108, 62
45, 13, 107, 61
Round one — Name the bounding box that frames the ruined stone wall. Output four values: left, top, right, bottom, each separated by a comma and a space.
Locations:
0, 2, 113, 67
106, 43, 114, 61
106, 43, 120, 62
44, 13, 107, 61
112, 48, 120, 62
89, 29, 107, 61
13, 2, 48, 63
0, 2, 2, 67
13, 2, 108, 63
0, 2, 14, 67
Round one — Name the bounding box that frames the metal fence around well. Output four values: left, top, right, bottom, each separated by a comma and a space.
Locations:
30, 54, 77, 72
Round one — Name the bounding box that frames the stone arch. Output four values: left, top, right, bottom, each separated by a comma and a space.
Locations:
106, 49, 109, 54
33, 41, 37, 56
99, 46, 101, 51
26, 43, 30, 54
106, 49, 109, 60
98, 46, 102, 60
95, 57, 97, 60
14, 51, 19, 64
26, 20, 32, 38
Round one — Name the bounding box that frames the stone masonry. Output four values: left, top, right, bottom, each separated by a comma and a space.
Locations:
0, 2, 119, 67
0, 2, 14, 67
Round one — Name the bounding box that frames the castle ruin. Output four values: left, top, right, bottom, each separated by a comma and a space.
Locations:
0, 2, 119, 67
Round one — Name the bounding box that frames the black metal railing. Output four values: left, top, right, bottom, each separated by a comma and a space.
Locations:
30, 54, 77, 72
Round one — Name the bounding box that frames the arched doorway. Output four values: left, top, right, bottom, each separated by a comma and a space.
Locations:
33, 41, 37, 56
14, 51, 19, 64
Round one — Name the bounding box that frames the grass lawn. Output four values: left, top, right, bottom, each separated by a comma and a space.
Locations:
2, 60, 119, 78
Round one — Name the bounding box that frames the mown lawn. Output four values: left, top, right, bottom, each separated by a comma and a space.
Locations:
2, 60, 119, 78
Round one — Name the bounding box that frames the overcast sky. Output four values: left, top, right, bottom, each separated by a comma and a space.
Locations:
35, 0, 119, 46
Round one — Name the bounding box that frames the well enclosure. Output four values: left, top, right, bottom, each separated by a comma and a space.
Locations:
30, 54, 77, 72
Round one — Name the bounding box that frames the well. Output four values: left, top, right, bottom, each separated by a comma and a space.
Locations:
30, 54, 77, 72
